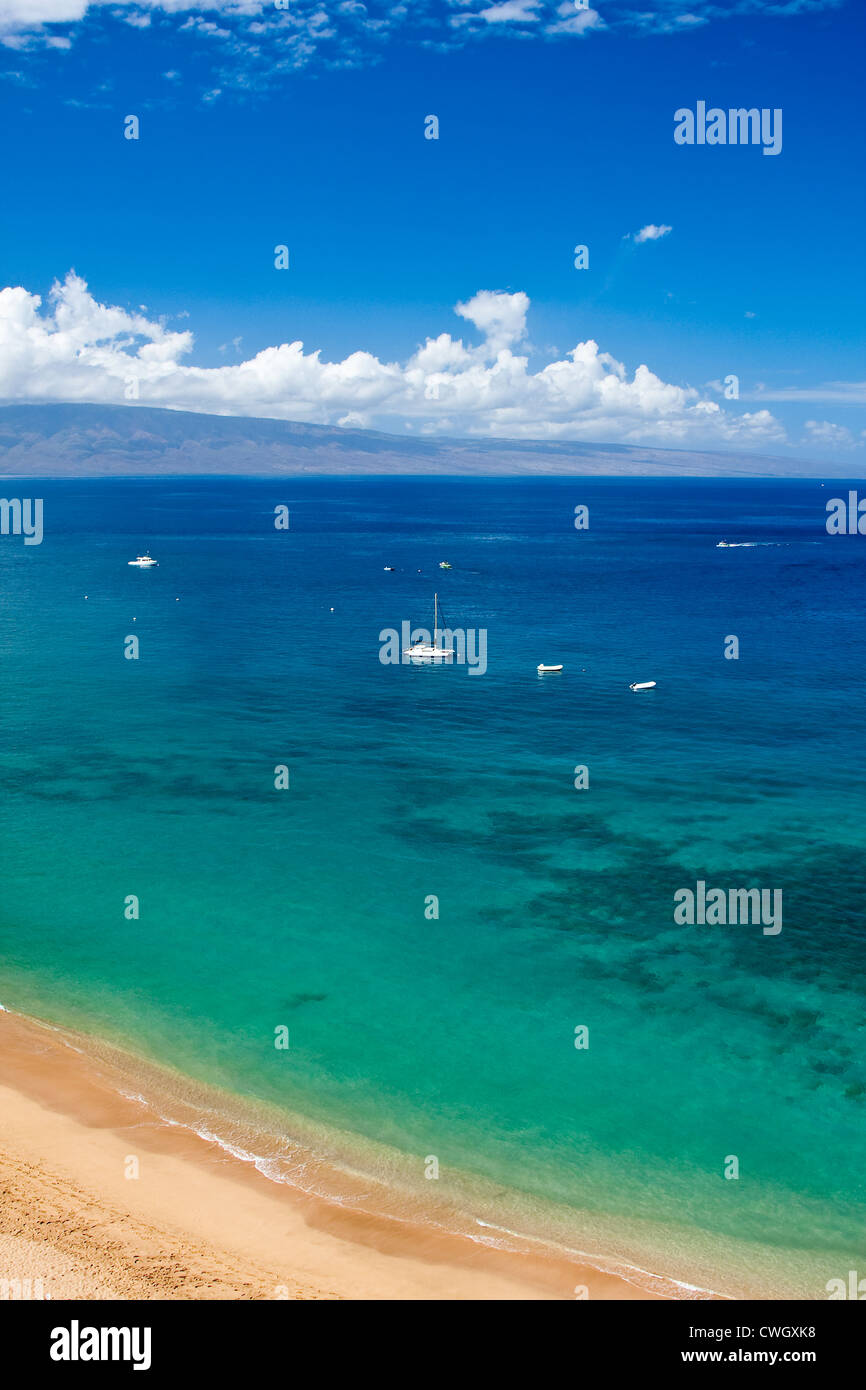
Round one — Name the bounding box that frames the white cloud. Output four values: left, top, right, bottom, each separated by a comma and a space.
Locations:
179, 16, 230, 38
544, 4, 604, 37
749, 381, 866, 404
0, 1, 840, 69
0, 2, 88, 22
0, 271, 792, 449
478, 0, 543, 22
630, 224, 673, 244
455, 289, 529, 353
804, 420, 858, 448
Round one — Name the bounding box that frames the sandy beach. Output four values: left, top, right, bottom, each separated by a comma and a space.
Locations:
0, 1008, 672, 1301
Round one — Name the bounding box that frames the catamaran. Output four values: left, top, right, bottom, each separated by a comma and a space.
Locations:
404, 592, 454, 659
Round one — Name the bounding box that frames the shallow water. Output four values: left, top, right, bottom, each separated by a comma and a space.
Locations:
1, 475, 864, 1297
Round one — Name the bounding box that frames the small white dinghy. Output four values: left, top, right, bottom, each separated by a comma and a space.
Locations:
538, 663, 563, 673
630, 680, 656, 691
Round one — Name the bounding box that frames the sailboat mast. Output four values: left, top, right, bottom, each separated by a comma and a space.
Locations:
434, 591, 438, 639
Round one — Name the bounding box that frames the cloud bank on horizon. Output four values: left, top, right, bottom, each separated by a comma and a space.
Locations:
0, 0, 847, 74
3, 270, 854, 451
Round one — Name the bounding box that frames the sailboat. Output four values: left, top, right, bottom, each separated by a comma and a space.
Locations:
403, 592, 454, 659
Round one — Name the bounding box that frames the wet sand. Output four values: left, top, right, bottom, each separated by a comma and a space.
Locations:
0, 1008, 677, 1300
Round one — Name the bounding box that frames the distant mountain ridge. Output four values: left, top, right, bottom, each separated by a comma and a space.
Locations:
0, 402, 825, 477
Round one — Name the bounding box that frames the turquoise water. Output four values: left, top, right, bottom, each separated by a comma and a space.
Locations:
1, 476, 864, 1296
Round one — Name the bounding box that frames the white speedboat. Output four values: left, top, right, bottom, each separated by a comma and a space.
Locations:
630, 681, 656, 691
404, 592, 454, 659
128, 553, 158, 567
538, 663, 563, 672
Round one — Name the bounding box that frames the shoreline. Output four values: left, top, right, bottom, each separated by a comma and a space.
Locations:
0, 1005, 705, 1301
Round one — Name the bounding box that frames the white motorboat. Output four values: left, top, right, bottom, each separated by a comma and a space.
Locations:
128, 553, 158, 567
629, 681, 656, 691
537, 664, 563, 672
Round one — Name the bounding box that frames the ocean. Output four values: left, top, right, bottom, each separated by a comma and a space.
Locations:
1, 475, 864, 1298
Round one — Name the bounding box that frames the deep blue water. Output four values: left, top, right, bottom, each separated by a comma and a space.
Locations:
1, 475, 864, 1296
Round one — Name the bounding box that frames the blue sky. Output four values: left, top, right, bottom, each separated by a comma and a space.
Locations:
0, 0, 863, 459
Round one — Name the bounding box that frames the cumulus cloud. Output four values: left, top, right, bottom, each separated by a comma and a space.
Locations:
455, 289, 529, 353
630, 224, 673, 243
0, 271, 793, 450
